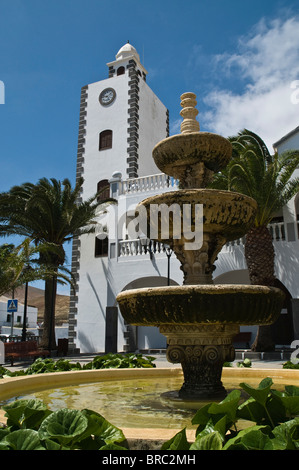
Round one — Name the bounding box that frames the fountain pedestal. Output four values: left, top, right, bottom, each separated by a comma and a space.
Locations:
161, 324, 238, 398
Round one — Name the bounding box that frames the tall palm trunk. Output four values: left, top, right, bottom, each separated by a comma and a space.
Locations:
245, 225, 276, 351
39, 274, 57, 351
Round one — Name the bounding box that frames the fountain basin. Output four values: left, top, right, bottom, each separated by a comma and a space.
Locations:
152, 132, 232, 176
1, 367, 299, 449
117, 284, 285, 326
138, 189, 257, 243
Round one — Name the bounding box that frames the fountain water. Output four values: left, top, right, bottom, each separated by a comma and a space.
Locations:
116, 93, 285, 400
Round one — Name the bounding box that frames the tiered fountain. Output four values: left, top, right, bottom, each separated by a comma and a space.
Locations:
117, 92, 285, 400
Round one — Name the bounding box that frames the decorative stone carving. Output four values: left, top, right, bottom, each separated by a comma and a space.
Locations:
180, 92, 200, 134
138, 189, 257, 285
167, 343, 231, 398
162, 323, 237, 398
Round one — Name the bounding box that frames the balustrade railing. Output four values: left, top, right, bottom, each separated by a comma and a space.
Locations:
115, 174, 291, 256
118, 239, 167, 257
226, 221, 287, 248
118, 173, 178, 195
268, 221, 286, 241
118, 222, 289, 258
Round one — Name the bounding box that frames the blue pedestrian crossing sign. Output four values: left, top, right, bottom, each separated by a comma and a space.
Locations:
7, 299, 18, 312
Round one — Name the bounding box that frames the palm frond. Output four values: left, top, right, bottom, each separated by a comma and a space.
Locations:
210, 129, 299, 227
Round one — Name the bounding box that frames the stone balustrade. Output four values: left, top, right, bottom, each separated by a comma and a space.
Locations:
118, 222, 290, 258
117, 173, 178, 195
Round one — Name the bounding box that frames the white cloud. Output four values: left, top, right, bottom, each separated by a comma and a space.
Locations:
201, 17, 299, 150
170, 118, 181, 135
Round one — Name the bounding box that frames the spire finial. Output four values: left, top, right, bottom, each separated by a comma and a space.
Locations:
180, 92, 200, 134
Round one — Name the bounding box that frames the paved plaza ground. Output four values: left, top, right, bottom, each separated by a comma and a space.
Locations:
1, 351, 290, 373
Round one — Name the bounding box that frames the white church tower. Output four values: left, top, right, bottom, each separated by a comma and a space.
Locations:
69, 43, 169, 353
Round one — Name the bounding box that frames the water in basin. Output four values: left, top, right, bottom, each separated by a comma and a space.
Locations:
0, 375, 287, 430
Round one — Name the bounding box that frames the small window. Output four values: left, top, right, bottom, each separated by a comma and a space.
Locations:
97, 179, 110, 202
95, 236, 108, 257
99, 130, 112, 150
117, 66, 125, 76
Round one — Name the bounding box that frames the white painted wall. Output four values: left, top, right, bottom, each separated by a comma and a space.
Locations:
73, 51, 169, 353
274, 131, 299, 154
74, 232, 109, 353
138, 79, 168, 176
82, 74, 129, 201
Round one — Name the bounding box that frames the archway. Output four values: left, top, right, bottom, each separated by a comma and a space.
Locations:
214, 269, 294, 347
270, 279, 293, 346
117, 276, 179, 352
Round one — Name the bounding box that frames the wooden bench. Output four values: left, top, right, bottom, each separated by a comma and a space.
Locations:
4, 340, 50, 366
233, 332, 252, 349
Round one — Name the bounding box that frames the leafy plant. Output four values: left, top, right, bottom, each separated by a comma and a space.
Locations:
283, 361, 299, 370
0, 177, 116, 350
0, 353, 156, 378
162, 378, 299, 450
236, 358, 252, 368
0, 399, 127, 450
83, 353, 156, 370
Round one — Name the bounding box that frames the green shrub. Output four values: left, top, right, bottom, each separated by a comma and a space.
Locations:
162, 377, 299, 450
282, 361, 299, 370
82, 353, 156, 370
0, 353, 156, 378
0, 399, 127, 450
236, 358, 252, 368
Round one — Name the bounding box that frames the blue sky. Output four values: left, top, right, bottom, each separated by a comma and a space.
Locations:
1, 0, 299, 293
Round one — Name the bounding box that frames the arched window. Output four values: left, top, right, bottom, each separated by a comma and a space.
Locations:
99, 130, 112, 150
95, 236, 108, 257
117, 66, 125, 76
97, 179, 110, 201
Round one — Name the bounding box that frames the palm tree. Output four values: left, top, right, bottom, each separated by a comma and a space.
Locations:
0, 242, 32, 296
0, 239, 70, 297
0, 177, 112, 350
210, 129, 299, 351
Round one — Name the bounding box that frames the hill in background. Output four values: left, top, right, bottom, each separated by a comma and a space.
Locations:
7, 286, 70, 325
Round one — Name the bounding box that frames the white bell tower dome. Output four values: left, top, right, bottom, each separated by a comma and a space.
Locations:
115, 42, 140, 61
107, 41, 147, 81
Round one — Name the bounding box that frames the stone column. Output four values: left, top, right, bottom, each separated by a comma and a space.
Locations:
160, 323, 238, 399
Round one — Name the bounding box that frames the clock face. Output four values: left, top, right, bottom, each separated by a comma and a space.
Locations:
99, 88, 116, 105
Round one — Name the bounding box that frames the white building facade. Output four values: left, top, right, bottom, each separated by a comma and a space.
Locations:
0, 296, 37, 330
69, 43, 299, 354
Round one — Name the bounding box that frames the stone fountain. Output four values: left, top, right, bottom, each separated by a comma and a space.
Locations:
117, 92, 285, 400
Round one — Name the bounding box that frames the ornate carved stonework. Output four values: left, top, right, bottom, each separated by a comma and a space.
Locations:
160, 323, 238, 398
167, 343, 231, 398
180, 92, 200, 134
138, 189, 257, 285
160, 323, 239, 346
173, 233, 226, 285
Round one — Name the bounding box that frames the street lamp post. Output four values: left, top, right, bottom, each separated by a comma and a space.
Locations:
21, 266, 32, 342
21, 280, 28, 342
165, 246, 173, 286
